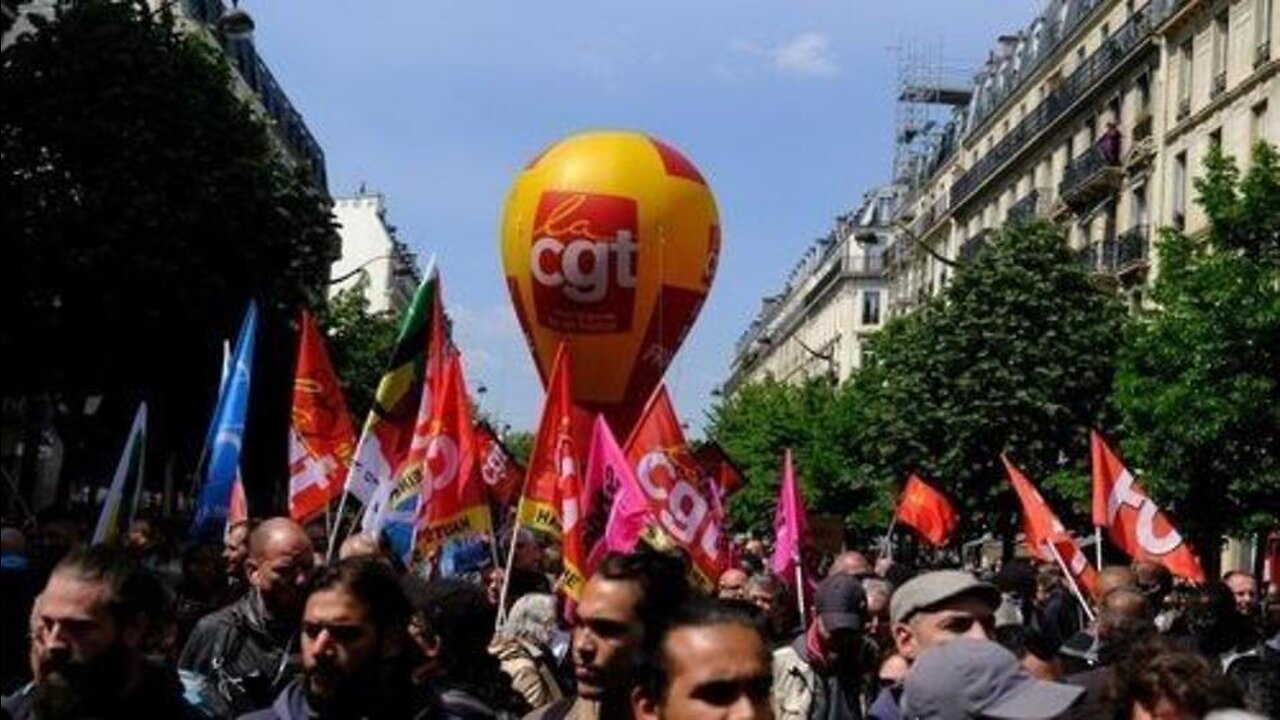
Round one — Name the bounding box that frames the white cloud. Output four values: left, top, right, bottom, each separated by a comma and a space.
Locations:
772, 33, 838, 77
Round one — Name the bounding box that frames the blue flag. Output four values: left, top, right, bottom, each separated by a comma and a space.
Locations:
191, 303, 258, 538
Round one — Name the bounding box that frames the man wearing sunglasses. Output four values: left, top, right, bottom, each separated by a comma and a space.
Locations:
867, 570, 1000, 720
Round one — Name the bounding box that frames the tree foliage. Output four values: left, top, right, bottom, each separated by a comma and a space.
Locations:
705, 377, 888, 538
713, 222, 1128, 543
1, 0, 338, 506
315, 277, 402, 424
849, 221, 1127, 540
1113, 142, 1280, 549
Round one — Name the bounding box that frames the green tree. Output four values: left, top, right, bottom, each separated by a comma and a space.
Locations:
315, 277, 402, 423
847, 220, 1127, 545
1, 0, 337, 507
705, 377, 880, 535
1113, 142, 1280, 565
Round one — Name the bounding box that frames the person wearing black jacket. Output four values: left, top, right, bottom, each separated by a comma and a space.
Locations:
2, 546, 200, 719
180, 518, 315, 715
239, 558, 439, 720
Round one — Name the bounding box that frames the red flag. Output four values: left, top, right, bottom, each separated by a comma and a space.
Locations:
519, 344, 589, 599
290, 311, 357, 522
771, 449, 808, 584
413, 352, 491, 557
475, 422, 523, 508
695, 441, 747, 497
895, 473, 959, 546
1002, 454, 1098, 597
1091, 431, 1205, 583
624, 386, 726, 591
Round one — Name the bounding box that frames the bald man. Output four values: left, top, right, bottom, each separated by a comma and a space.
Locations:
1059, 566, 1142, 675
1063, 587, 1154, 720
179, 517, 314, 715
827, 551, 872, 578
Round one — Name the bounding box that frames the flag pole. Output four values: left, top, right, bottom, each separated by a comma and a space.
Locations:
793, 553, 807, 626
495, 500, 525, 629
1045, 540, 1096, 625
325, 487, 355, 561
881, 516, 898, 561
1093, 526, 1103, 570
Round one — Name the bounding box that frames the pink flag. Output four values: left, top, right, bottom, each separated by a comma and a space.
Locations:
582, 416, 651, 568
771, 449, 808, 585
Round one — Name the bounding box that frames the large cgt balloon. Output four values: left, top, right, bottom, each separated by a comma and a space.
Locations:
501, 131, 720, 435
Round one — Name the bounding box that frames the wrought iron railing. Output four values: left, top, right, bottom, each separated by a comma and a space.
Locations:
1060, 145, 1121, 199
180, 0, 328, 191
950, 4, 1163, 208
1115, 225, 1150, 269
959, 230, 992, 263
1007, 188, 1043, 225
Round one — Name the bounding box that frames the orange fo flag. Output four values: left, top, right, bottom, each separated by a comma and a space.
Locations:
289, 311, 357, 522
413, 351, 491, 558
1091, 431, 1205, 583
519, 343, 589, 599
624, 385, 727, 591
1002, 454, 1098, 597
895, 473, 959, 547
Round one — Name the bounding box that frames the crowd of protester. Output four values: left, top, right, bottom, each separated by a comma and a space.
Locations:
1, 510, 1277, 719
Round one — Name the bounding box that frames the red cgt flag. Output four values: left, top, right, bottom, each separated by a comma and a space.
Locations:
475, 421, 523, 509
1003, 454, 1098, 597
413, 351, 491, 557
1091, 431, 1205, 583
624, 385, 727, 591
519, 343, 591, 599
895, 473, 959, 546
289, 311, 357, 523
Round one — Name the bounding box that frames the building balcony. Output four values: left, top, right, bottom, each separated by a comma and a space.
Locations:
846, 254, 885, 278
949, 5, 1159, 209
1059, 146, 1124, 209
959, 229, 993, 263
1006, 187, 1055, 225
1211, 71, 1227, 98
180, 0, 328, 191
1132, 112, 1153, 144
1114, 224, 1150, 277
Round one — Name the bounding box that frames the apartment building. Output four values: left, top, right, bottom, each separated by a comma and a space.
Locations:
722, 186, 895, 395
886, 0, 1276, 317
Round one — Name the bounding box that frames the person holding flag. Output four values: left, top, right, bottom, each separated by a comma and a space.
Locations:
1002, 454, 1098, 620
1091, 430, 1205, 583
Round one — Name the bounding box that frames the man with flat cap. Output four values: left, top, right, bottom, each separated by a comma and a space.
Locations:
901, 638, 1083, 719
772, 573, 869, 720
868, 570, 1001, 720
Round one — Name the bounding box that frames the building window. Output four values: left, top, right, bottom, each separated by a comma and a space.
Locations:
1212, 11, 1229, 95
1132, 184, 1149, 227
1257, 0, 1274, 64
862, 291, 882, 326
1252, 100, 1270, 146
1101, 23, 1110, 42
1178, 40, 1194, 117
1172, 151, 1188, 227
1209, 127, 1223, 151
1136, 72, 1152, 114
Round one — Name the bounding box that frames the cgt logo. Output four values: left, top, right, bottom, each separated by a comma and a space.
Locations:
530, 191, 638, 333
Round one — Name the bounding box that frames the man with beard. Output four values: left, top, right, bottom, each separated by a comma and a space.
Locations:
181, 517, 315, 715
2, 546, 197, 719
772, 573, 868, 720
241, 558, 434, 719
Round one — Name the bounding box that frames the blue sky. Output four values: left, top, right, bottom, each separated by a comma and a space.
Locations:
250, 1, 1035, 435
